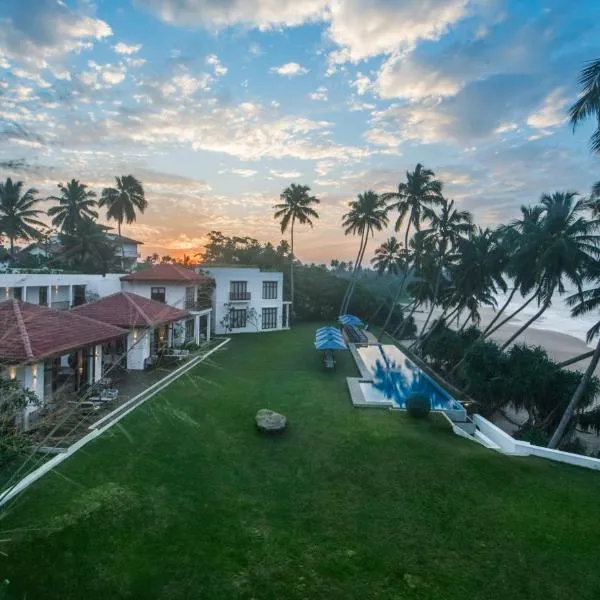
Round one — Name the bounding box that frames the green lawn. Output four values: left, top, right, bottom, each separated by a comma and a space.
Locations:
2, 324, 600, 599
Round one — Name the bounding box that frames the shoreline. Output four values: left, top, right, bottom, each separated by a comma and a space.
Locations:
410, 307, 598, 376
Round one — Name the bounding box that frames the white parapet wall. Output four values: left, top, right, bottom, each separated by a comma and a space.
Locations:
472, 414, 600, 471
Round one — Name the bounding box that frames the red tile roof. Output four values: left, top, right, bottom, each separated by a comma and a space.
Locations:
0, 300, 128, 365
120, 263, 205, 283
71, 292, 191, 328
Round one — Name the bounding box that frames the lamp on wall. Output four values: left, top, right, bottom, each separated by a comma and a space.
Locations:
8, 367, 16, 380
133, 328, 138, 342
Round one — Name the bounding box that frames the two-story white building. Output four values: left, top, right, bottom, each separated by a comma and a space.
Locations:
199, 266, 291, 335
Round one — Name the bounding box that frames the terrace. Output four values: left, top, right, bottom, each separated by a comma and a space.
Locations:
1, 324, 600, 599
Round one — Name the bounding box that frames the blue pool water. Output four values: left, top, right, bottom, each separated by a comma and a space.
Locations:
357, 345, 465, 414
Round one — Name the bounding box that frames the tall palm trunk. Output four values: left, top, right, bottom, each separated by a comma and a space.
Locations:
410, 303, 457, 350
481, 286, 517, 336
118, 221, 125, 271
558, 350, 595, 368
340, 230, 366, 315
395, 299, 420, 340
417, 258, 443, 340
482, 289, 539, 340
379, 218, 413, 339
499, 301, 549, 350
344, 233, 369, 314
549, 336, 600, 449
457, 313, 472, 333
290, 217, 295, 318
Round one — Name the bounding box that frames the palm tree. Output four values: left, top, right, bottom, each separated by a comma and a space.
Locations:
415, 198, 473, 341
371, 236, 404, 275
498, 192, 600, 350
569, 58, 600, 153
549, 283, 600, 448
0, 178, 45, 251
99, 175, 147, 269
340, 191, 388, 314
379, 164, 443, 338
273, 184, 320, 313
59, 217, 116, 274
47, 179, 98, 234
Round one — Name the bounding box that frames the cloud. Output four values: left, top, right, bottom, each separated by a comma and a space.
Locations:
270, 169, 303, 178
205, 54, 228, 76
270, 62, 309, 77
309, 86, 328, 101
0, 0, 112, 72
82, 61, 128, 87
231, 168, 258, 177
350, 72, 371, 95
113, 42, 142, 55
526, 88, 569, 130
135, 0, 326, 29
326, 0, 471, 62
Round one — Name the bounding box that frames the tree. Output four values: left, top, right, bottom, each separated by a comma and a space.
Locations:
99, 175, 147, 269
371, 236, 404, 275
59, 217, 117, 274
499, 192, 600, 350
47, 179, 98, 234
0, 178, 45, 251
569, 58, 600, 153
415, 198, 473, 340
340, 191, 388, 314
273, 183, 320, 314
549, 282, 600, 448
379, 164, 443, 338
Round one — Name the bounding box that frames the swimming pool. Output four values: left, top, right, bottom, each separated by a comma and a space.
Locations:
356, 345, 466, 417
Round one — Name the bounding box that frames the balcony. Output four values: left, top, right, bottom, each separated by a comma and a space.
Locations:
51, 301, 71, 310
184, 299, 212, 311
229, 291, 251, 302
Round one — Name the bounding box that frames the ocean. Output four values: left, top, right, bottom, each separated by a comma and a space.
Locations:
494, 287, 599, 349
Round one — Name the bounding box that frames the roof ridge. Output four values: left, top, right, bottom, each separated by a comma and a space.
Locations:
13, 300, 34, 361
123, 292, 155, 327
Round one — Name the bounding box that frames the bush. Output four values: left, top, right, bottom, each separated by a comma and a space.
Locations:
406, 392, 431, 419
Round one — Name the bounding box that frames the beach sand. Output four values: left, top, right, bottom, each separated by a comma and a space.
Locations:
410, 306, 596, 375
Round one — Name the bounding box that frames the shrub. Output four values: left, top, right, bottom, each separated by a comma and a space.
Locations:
406, 392, 431, 419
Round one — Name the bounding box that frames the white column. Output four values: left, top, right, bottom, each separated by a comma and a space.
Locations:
194, 315, 200, 345
23, 285, 27, 302
69, 284, 73, 307
206, 314, 211, 343
94, 344, 102, 382
167, 325, 173, 348
47, 285, 51, 307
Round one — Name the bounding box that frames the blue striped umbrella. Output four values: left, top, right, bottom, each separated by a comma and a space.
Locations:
314, 338, 348, 351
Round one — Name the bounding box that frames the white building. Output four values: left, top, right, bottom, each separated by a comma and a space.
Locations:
200, 266, 291, 335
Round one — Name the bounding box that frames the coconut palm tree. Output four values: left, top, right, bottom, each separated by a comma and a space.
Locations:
378, 164, 443, 338
340, 191, 388, 315
498, 191, 600, 350
549, 283, 600, 448
47, 179, 98, 234
99, 175, 147, 269
415, 198, 473, 341
59, 217, 116, 274
569, 58, 600, 153
371, 236, 404, 275
0, 178, 45, 251
273, 184, 320, 313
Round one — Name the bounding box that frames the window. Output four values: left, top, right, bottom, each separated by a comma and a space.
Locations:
262, 307, 277, 329
39, 286, 48, 306
72, 285, 86, 307
185, 319, 195, 341
230, 281, 249, 300
230, 308, 247, 329
151, 287, 166, 303
262, 281, 278, 299
12, 287, 22, 300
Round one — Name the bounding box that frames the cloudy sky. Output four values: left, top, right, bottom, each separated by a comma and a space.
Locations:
1, 0, 599, 263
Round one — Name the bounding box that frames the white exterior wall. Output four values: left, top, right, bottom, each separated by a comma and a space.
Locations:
202, 267, 285, 335
127, 329, 151, 370
0, 273, 123, 306
120, 281, 189, 310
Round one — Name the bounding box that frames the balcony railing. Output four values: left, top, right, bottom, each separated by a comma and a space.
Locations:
229, 291, 251, 301
51, 300, 71, 310
184, 299, 212, 311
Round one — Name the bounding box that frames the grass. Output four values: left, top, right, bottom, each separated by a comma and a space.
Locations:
1, 324, 600, 599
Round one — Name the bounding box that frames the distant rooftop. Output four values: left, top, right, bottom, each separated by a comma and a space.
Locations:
121, 263, 209, 283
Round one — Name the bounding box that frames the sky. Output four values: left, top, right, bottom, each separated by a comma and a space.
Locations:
1, 0, 600, 264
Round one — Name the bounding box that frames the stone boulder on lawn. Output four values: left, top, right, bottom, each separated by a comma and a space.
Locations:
255, 409, 287, 433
